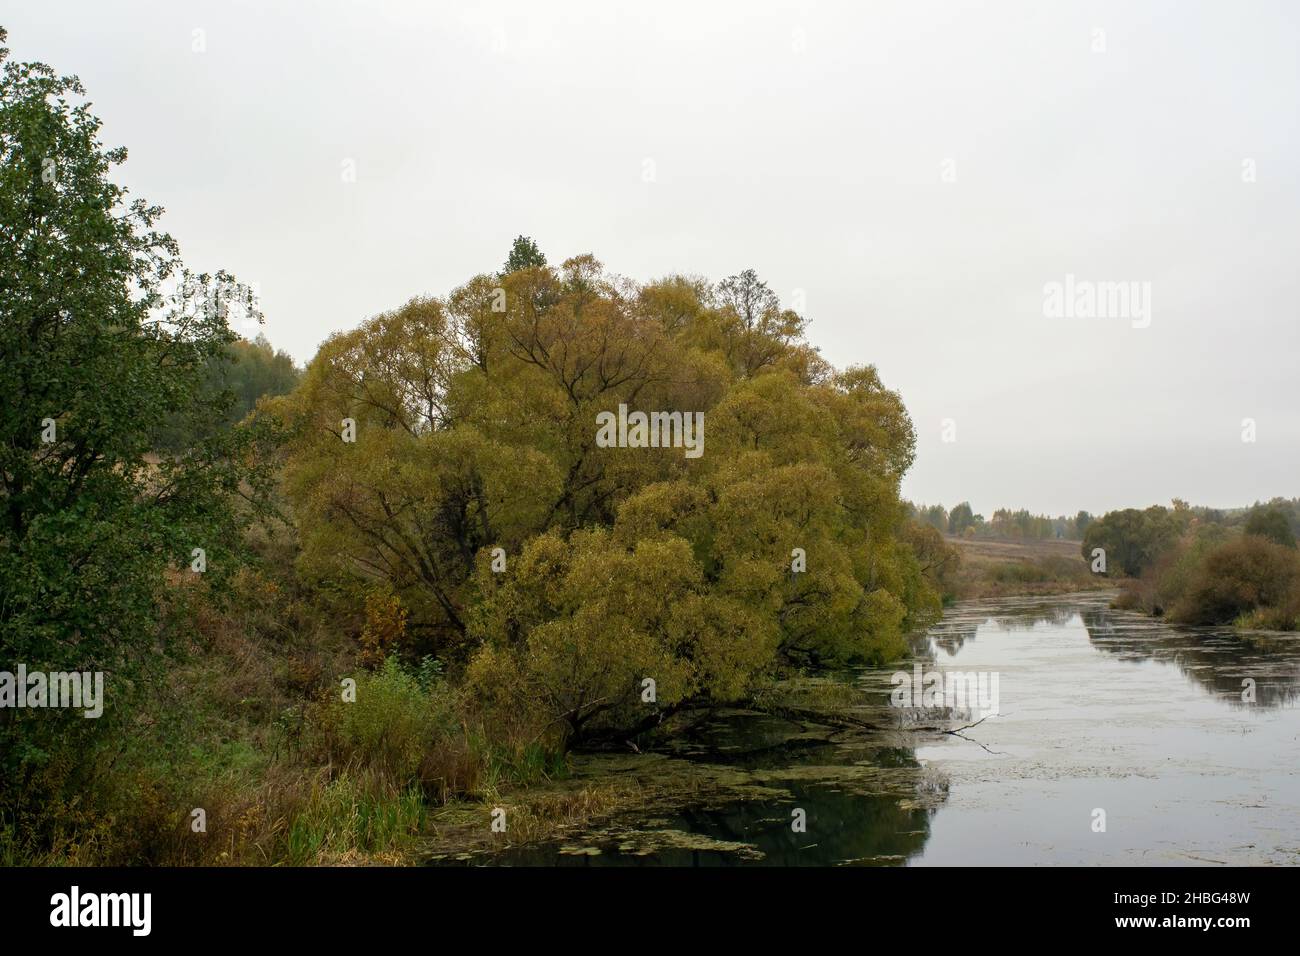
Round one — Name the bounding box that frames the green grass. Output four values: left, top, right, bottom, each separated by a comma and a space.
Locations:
285, 775, 426, 865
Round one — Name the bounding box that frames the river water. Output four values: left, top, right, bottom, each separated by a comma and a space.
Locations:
436, 592, 1300, 866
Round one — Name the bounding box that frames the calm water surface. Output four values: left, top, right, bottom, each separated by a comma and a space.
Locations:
437, 593, 1300, 866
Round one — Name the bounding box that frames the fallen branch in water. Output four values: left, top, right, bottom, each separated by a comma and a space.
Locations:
941, 712, 1007, 754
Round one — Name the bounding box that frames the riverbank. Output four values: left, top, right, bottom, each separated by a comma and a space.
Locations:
423, 675, 952, 865
425, 591, 1300, 866
409, 553, 1116, 866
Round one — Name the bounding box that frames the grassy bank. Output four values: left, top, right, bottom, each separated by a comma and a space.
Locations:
0, 530, 1118, 867
943, 535, 1109, 601
0, 550, 630, 866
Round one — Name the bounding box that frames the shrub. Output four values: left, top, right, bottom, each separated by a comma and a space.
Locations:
1120, 523, 1231, 615
359, 587, 408, 667
1170, 536, 1300, 626
308, 658, 480, 800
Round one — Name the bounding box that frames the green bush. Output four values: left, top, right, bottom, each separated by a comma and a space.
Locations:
311, 658, 446, 781
308, 658, 485, 801
1170, 536, 1300, 626
1137, 524, 1231, 615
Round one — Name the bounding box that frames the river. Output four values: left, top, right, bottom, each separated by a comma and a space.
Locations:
432, 592, 1300, 866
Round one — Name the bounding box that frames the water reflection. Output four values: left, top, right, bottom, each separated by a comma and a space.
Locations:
923, 600, 1079, 655
909, 592, 1300, 866
485, 785, 937, 867
441, 708, 947, 867
433, 592, 1300, 867
925, 595, 1300, 710
1080, 605, 1300, 710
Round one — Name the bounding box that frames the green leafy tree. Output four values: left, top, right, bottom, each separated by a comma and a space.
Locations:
1244, 506, 1296, 549
917, 504, 947, 532
947, 501, 975, 535
215, 334, 300, 424
1081, 506, 1183, 577
157, 333, 300, 450
0, 30, 271, 796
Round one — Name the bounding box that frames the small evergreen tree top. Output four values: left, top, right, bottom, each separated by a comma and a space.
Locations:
503, 235, 547, 273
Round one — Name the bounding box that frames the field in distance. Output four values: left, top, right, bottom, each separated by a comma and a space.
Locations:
945, 534, 1107, 599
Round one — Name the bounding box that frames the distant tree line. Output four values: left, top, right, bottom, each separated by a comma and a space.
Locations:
156, 334, 300, 450
907, 502, 1094, 541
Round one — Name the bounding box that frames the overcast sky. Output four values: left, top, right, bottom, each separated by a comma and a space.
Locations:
6, 1, 1298, 516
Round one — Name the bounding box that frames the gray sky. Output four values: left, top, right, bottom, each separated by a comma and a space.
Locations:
7, 1, 1298, 516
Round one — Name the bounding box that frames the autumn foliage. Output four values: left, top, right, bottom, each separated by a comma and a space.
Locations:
276, 254, 939, 743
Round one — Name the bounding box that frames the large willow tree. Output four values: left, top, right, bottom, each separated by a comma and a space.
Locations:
280, 249, 939, 742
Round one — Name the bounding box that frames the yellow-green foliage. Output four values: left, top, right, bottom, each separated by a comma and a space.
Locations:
1149, 524, 1231, 614
359, 586, 408, 666
310, 658, 450, 783
278, 255, 941, 742
467, 527, 778, 739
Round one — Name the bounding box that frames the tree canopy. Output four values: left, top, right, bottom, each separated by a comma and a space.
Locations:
1081, 506, 1186, 578
0, 29, 270, 678
1244, 505, 1296, 549
276, 252, 938, 743
0, 29, 279, 825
